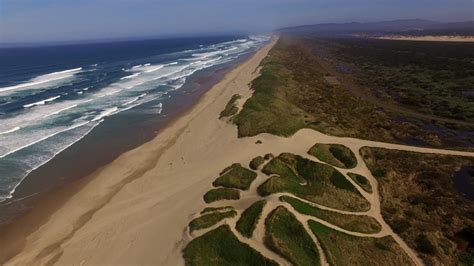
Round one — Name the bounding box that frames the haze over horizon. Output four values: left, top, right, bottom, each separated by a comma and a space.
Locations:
0, 0, 472, 44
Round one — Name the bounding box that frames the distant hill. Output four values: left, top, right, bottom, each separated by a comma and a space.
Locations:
276, 19, 474, 35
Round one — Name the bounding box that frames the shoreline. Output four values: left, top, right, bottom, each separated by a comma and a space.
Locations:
0, 38, 277, 265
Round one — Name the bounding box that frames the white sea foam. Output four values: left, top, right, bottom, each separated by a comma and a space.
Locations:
0, 67, 82, 94
23, 95, 61, 108
120, 73, 140, 80
46, 104, 79, 117
91, 107, 118, 121
144, 65, 164, 73
123, 93, 147, 106
0, 127, 21, 135
156, 102, 163, 114
0, 120, 102, 202
0, 121, 90, 159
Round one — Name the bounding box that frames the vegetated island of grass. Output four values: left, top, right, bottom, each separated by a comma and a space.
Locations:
189, 209, 237, 232
203, 188, 240, 203
308, 220, 414, 266
249, 156, 265, 170
258, 153, 370, 211
265, 206, 320, 266
308, 143, 357, 168
281, 195, 381, 234
200, 206, 234, 214
183, 225, 278, 265
361, 146, 474, 265
236, 200, 266, 238
347, 172, 372, 193
220, 94, 241, 119
213, 163, 257, 190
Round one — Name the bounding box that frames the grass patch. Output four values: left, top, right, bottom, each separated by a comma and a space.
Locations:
265, 206, 320, 266
308, 143, 357, 168
348, 173, 373, 193
258, 153, 369, 211
220, 94, 241, 118
308, 220, 414, 265
249, 156, 265, 170
203, 188, 240, 203
361, 146, 474, 265
189, 209, 237, 232
183, 225, 278, 265
213, 164, 257, 190
200, 206, 234, 214
281, 195, 381, 234
236, 200, 266, 238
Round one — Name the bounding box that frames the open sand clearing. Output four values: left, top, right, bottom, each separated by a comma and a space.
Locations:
3, 36, 474, 265
376, 35, 474, 42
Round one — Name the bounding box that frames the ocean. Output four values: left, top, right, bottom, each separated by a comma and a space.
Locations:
0, 35, 270, 203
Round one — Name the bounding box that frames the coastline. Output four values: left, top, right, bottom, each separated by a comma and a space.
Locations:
0, 38, 277, 265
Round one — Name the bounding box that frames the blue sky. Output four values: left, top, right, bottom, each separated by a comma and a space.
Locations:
0, 0, 472, 43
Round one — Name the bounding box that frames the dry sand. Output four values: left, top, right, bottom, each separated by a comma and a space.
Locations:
2, 34, 474, 266
376, 35, 474, 42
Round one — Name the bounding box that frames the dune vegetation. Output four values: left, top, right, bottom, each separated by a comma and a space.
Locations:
309, 220, 414, 265
203, 188, 240, 203
189, 209, 237, 232
213, 164, 257, 190
265, 206, 321, 266
220, 94, 242, 119
258, 153, 369, 211
361, 147, 474, 265
236, 200, 267, 238
308, 143, 357, 168
281, 196, 381, 234
183, 225, 278, 265
347, 173, 372, 193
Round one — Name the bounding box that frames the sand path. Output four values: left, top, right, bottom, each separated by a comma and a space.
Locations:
4, 37, 474, 266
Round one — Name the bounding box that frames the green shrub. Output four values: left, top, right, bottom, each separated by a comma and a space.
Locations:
189, 210, 237, 231
348, 173, 373, 193
213, 164, 257, 190
416, 234, 437, 255
220, 94, 241, 118
249, 156, 265, 170
236, 200, 267, 238
203, 188, 240, 203
265, 206, 321, 265
183, 225, 278, 265
308, 143, 357, 169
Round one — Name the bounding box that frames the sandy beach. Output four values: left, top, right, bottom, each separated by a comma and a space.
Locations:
0, 38, 277, 265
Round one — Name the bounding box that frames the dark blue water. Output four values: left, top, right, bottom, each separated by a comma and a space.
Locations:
0, 35, 270, 202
